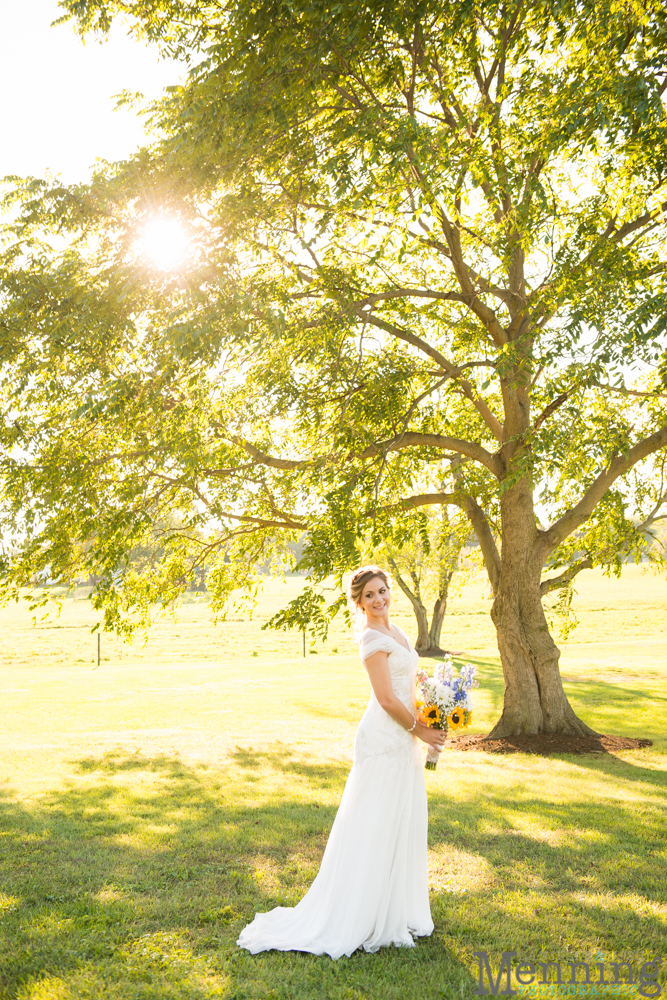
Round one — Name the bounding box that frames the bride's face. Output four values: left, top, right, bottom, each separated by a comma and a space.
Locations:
358, 576, 391, 617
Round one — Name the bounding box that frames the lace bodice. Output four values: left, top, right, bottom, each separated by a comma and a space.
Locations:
355, 628, 420, 763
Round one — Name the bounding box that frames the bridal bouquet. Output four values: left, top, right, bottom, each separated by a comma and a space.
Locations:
416, 656, 478, 770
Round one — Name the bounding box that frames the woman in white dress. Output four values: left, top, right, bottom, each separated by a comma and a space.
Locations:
237, 565, 446, 959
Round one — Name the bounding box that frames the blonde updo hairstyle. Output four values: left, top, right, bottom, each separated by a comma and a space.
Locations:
347, 565, 392, 632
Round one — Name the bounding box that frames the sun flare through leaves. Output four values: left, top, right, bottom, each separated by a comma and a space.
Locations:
138, 217, 190, 271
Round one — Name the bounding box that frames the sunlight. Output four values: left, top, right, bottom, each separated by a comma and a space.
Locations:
139, 217, 190, 271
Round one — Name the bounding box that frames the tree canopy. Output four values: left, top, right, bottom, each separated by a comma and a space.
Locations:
1, 0, 666, 734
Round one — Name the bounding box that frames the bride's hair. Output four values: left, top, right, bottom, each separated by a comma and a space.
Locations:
347, 565, 392, 613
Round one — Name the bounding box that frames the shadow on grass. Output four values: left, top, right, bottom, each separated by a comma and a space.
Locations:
562, 677, 667, 705
0, 747, 665, 999
0, 754, 472, 1000
230, 746, 351, 789
75, 752, 192, 776
548, 750, 667, 787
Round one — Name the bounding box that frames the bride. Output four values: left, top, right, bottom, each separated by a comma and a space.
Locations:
236, 565, 445, 959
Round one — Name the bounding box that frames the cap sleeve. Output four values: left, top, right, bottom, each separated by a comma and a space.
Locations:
358, 630, 394, 660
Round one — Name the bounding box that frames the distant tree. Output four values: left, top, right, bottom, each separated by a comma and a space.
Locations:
1, 0, 667, 736
366, 507, 472, 656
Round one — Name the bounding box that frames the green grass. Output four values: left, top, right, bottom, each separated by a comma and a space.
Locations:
0, 568, 665, 999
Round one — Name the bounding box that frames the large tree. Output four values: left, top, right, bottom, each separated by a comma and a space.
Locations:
2, 0, 667, 735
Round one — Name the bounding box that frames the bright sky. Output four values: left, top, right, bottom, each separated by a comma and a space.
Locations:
0, 0, 182, 183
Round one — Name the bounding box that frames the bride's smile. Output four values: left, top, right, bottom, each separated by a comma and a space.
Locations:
360, 582, 391, 623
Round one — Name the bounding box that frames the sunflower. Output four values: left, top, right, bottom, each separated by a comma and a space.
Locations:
422, 703, 441, 726
447, 706, 465, 729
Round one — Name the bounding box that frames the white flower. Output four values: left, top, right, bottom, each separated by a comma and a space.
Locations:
418, 660, 477, 720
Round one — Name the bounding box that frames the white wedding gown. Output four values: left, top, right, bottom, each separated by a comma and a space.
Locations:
236, 627, 434, 959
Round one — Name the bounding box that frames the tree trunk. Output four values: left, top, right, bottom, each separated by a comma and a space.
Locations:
428, 569, 453, 651
412, 600, 431, 652
489, 479, 597, 737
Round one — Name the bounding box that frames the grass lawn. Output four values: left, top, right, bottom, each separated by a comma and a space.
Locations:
0, 567, 665, 999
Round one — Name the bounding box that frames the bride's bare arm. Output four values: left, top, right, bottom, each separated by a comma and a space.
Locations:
364, 651, 446, 749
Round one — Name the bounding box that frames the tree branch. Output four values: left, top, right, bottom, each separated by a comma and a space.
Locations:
540, 489, 667, 594
384, 491, 461, 511
540, 558, 593, 595
84, 448, 153, 470
229, 436, 308, 470
434, 207, 509, 346
355, 287, 468, 308
590, 379, 667, 401
216, 424, 499, 478
459, 494, 501, 593
609, 198, 667, 244
386, 555, 426, 617
360, 311, 451, 368
219, 511, 309, 531
540, 424, 667, 554
369, 491, 500, 594
361, 313, 504, 441
360, 432, 501, 475
533, 390, 572, 432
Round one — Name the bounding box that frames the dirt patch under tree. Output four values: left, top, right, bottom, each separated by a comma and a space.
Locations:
443, 733, 652, 756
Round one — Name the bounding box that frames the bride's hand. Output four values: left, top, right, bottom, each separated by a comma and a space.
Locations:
416, 723, 446, 749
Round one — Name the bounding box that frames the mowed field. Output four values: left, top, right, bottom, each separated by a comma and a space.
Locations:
0, 566, 665, 999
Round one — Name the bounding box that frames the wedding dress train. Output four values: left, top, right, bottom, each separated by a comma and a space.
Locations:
236, 628, 434, 959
